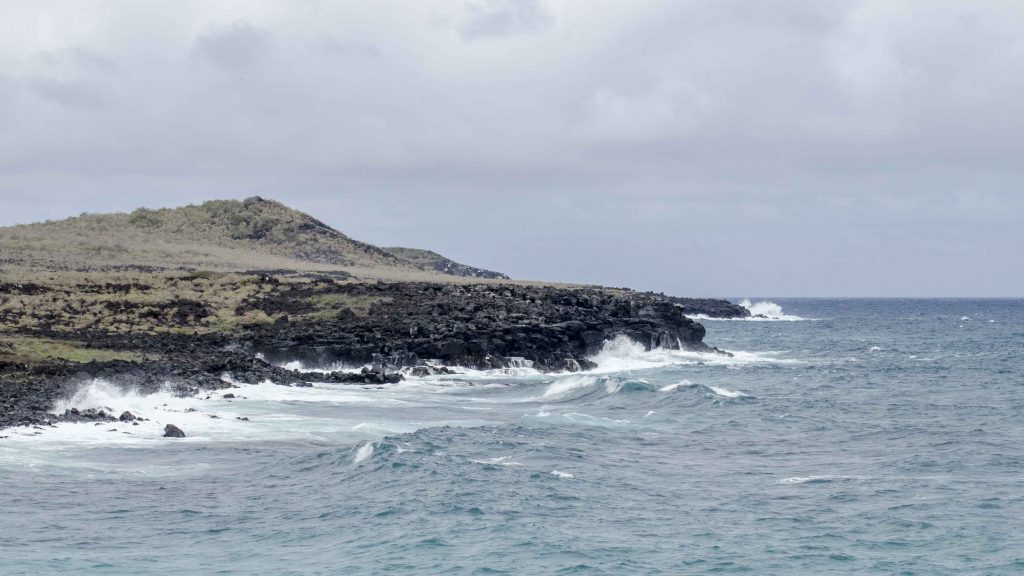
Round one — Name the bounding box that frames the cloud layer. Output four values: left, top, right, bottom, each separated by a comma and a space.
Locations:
1, 0, 1021, 295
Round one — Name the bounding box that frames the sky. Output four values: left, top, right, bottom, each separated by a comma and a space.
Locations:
1, 0, 1022, 296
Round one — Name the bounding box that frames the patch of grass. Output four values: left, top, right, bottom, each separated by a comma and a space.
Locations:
0, 336, 146, 364
306, 293, 385, 318
181, 270, 221, 281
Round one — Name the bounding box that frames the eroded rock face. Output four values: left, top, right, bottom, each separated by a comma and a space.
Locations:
249, 283, 740, 372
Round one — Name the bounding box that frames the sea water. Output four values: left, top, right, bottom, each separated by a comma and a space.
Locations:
1, 299, 1022, 574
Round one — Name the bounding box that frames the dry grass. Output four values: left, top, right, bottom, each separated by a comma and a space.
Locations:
0, 270, 290, 336
0, 335, 146, 363
305, 293, 387, 318
0, 197, 499, 284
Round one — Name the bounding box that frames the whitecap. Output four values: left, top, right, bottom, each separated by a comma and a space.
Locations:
740, 299, 806, 321
353, 442, 374, 464
586, 335, 801, 374
472, 456, 523, 467
778, 475, 863, 485
550, 470, 574, 479
659, 379, 695, 392
524, 411, 631, 428
707, 385, 747, 398
689, 299, 807, 321
542, 375, 600, 399
274, 359, 367, 374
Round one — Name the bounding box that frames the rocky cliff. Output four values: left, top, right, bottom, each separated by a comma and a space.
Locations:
245, 282, 732, 372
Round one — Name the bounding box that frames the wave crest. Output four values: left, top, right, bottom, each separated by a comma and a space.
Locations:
690, 300, 806, 321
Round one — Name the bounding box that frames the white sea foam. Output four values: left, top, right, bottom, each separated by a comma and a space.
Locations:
707, 385, 747, 398
690, 299, 806, 321
525, 411, 631, 428
472, 456, 523, 467
403, 364, 542, 381
586, 335, 800, 373
739, 299, 806, 321
7, 334, 788, 454
541, 375, 601, 399
550, 470, 574, 479
9, 378, 450, 448
275, 360, 367, 374
659, 379, 695, 392
353, 442, 374, 464
778, 475, 863, 485
17, 379, 255, 445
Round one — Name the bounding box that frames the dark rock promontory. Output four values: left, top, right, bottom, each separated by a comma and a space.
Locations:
247, 282, 741, 372
1, 279, 746, 431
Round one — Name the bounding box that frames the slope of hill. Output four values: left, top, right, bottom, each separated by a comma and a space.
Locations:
0, 197, 505, 281
382, 247, 509, 280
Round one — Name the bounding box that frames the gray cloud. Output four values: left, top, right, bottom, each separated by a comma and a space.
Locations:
0, 0, 1021, 296
458, 0, 553, 39
37, 47, 120, 74
191, 21, 274, 69
28, 76, 108, 108
312, 36, 382, 59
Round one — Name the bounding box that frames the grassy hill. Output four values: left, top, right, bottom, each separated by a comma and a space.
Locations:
382, 247, 509, 280
0, 197, 505, 281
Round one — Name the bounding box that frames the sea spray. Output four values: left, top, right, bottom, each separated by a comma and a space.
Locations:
690, 299, 807, 321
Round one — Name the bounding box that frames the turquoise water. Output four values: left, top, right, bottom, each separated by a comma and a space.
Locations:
2, 299, 1022, 574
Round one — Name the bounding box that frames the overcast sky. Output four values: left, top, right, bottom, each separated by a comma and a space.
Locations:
1, 0, 1022, 296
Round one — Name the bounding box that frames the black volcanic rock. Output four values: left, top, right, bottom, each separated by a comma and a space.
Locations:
248, 282, 739, 372
1, 280, 743, 431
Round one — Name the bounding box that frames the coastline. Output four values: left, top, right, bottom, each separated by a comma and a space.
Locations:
1, 277, 747, 431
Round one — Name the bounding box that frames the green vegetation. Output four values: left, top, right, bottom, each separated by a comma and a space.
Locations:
0, 269, 387, 345
0, 271, 288, 336
383, 247, 509, 279
0, 336, 145, 364
305, 293, 386, 318
0, 196, 503, 282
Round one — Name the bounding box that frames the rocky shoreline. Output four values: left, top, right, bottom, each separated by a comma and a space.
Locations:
1, 280, 748, 430
246, 282, 743, 371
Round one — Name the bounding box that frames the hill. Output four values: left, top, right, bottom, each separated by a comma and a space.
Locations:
0, 197, 506, 281
382, 247, 509, 280
0, 197, 749, 429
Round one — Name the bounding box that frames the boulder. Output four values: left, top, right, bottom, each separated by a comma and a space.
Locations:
163, 424, 186, 438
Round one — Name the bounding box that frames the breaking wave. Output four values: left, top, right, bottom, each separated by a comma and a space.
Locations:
690, 299, 807, 321
12, 335, 791, 448
739, 299, 806, 321
586, 335, 801, 372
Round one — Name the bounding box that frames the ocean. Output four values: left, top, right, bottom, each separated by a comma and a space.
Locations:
1, 299, 1022, 574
